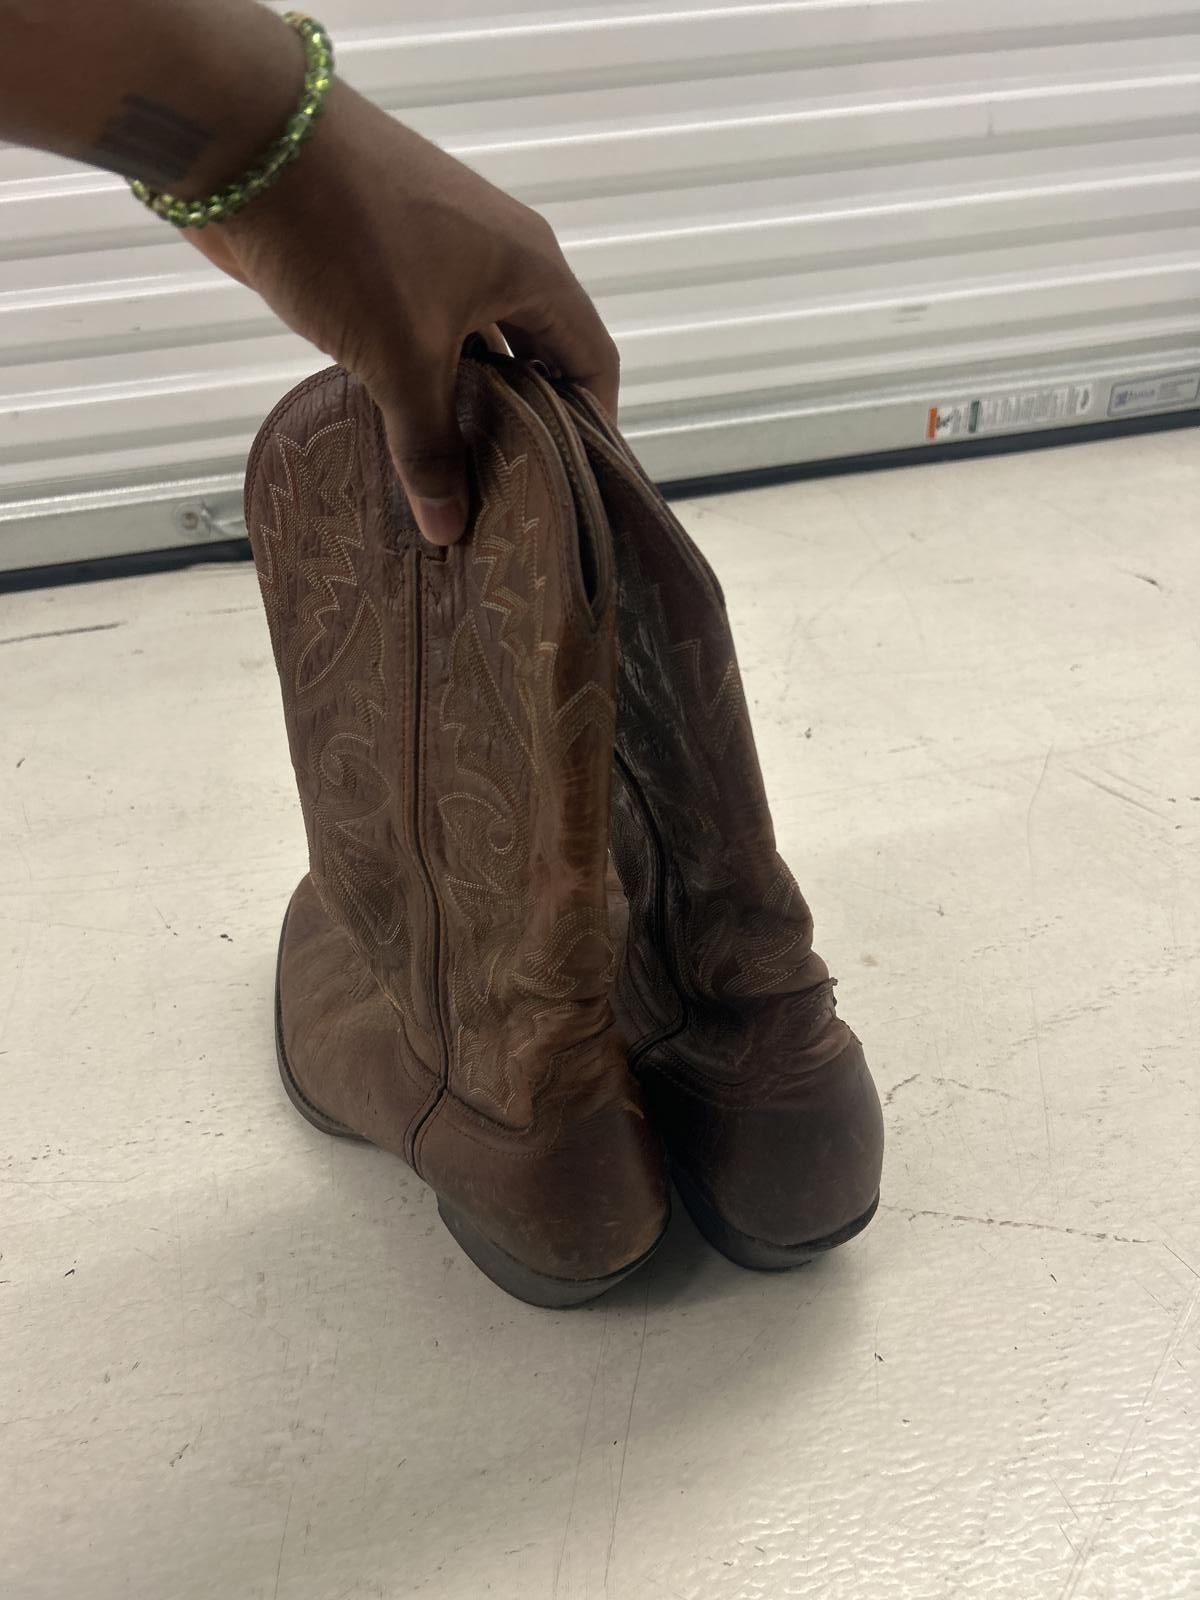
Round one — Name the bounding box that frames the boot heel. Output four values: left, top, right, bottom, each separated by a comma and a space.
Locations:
674, 1163, 879, 1272
436, 1196, 665, 1309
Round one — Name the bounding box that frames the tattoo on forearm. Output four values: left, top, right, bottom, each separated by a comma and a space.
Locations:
88, 95, 213, 186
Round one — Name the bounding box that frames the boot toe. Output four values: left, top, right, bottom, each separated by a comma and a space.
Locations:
649, 1035, 884, 1266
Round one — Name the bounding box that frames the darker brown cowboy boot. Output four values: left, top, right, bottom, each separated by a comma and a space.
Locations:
243, 357, 668, 1306
501, 363, 883, 1271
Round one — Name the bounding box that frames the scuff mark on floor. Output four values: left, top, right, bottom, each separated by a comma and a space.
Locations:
886, 1205, 1154, 1246
0, 622, 125, 648
884, 1072, 921, 1105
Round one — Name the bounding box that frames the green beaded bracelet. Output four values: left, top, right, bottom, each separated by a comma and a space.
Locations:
128, 12, 334, 230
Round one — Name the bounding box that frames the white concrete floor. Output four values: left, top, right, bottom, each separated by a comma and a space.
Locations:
2, 429, 1198, 1600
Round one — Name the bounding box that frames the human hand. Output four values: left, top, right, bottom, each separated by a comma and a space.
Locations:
188, 82, 618, 545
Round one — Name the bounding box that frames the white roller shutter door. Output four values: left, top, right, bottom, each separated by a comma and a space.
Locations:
2, 0, 1199, 572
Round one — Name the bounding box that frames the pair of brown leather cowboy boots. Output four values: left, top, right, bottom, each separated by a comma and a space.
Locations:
245, 352, 883, 1307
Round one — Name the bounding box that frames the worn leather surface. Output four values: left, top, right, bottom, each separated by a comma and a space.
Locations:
243, 360, 667, 1280
505, 369, 884, 1246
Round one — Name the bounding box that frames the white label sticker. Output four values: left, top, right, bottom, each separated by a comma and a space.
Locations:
925, 382, 1096, 443
1107, 371, 1200, 417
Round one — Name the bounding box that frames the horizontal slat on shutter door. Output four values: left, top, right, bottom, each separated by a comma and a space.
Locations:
2, 0, 1199, 570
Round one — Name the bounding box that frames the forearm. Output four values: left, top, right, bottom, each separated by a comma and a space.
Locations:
1, 0, 618, 547
0, 0, 300, 195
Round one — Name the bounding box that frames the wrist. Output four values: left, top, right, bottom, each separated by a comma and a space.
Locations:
218, 77, 386, 240
169, 11, 306, 200
129, 14, 333, 230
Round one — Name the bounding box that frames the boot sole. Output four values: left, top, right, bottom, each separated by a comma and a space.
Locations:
436, 1195, 666, 1310
273, 908, 666, 1307
674, 1162, 879, 1272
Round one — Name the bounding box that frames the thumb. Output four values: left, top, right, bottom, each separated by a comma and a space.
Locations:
374, 357, 469, 547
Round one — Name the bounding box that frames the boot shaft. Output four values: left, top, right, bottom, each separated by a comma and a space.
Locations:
244, 360, 625, 1128
498, 368, 831, 1045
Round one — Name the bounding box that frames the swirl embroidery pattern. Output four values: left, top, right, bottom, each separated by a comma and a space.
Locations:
255, 417, 416, 1023
438, 440, 616, 1122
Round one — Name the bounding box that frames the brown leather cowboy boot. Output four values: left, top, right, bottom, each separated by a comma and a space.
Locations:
243, 357, 668, 1306
501, 363, 883, 1271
